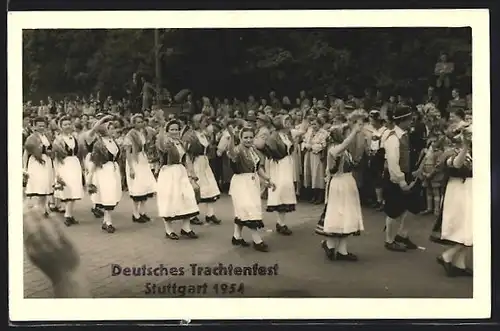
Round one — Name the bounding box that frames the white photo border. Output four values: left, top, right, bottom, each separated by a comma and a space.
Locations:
8, 9, 491, 321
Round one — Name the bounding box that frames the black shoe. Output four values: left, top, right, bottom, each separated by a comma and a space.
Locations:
321, 240, 335, 260
253, 241, 269, 252
276, 223, 292, 235
232, 237, 250, 247
190, 217, 204, 225
43, 211, 49, 218
376, 203, 385, 212
102, 224, 116, 233
206, 215, 221, 225
336, 252, 359, 261
140, 214, 151, 222
395, 235, 418, 250
64, 217, 73, 227
384, 241, 407, 252
132, 215, 147, 223
69, 217, 79, 225
180, 229, 198, 239
91, 208, 104, 218
166, 232, 179, 240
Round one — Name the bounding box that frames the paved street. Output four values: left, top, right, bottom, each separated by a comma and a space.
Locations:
23, 194, 472, 298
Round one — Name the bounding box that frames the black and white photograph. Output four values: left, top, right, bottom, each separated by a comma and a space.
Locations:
9, 10, 490, 321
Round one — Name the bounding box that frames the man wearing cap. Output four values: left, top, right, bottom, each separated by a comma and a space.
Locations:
364, 108, 388, 210
382, 105, 420, 252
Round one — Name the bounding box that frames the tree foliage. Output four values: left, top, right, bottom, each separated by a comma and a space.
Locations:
22, 27, 471, 101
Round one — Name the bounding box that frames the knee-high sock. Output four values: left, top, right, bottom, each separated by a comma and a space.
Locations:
64, 201, 73, 218
277, 212, 286, 226
250, 229, 263, 244
206, 203, 215, 217
426, 190, 433, 211
132, 201, 140, 218
385, 217, 398, 243
103, 210, 112, 225
194, 203, 206, 218
182, 219, 192, 232
453, 246, 467, 269
337, 237, 348, 255
233, 224, 243, 239
137, 200, 143, 215
163, 219, 174, 234
397, 211, 409, 238
326, 237, 340, 249
442, 244, 462, 263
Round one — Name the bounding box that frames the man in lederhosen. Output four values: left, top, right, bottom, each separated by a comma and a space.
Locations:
382, 106, 421, 252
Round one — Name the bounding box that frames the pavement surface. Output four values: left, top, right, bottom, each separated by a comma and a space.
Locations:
23, 194, 473, 298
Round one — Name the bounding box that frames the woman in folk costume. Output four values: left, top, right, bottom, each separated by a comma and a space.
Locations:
227, 126, 276, 252
301, 115, 315, 201
124, 114, 157, 223
437, 125, 473, 277
253, 114, 273, 198
319, 121, 364, 261
263, 114, 308, 235
23, 116, 55, 216
303, 116, 329, 204
83, 114, 115, 218
288, 110, 303, 197
184, 114, 221, 225
52, 116, 85, 226
216, 118, 236, 193
87, 121, 123, 234
156, 120, 200, 240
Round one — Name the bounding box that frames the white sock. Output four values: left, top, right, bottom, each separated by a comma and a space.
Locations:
453, 247, 467, 269
206, 203, 215, 217
163, 220, 174, 234
250, 229, 263, 244
64, 201, 73, 218
137, 201, 143, 215
442, 245, 462, 263
182, 219, 192, 232
385, 217, 397, 243
132, 201, 140, 218
103, 210, 112, 226
397, 212, 408, 238
337, 237, 348, 255
233, 224, 242, 239
326, 238, 337, 249
277, 212, 286, 226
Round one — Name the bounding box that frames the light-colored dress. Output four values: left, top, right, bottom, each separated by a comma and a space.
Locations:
267, 132, 297, 213
53, 134, 84, 201
25, 133, 54, 197
322, 146, 364, 237
91, 138, 122, 210
157, 138, 199, 220
229, 146, 264, 228
124, 130, 157, 201
441, 151, 472, 246
192, 131, 221, 202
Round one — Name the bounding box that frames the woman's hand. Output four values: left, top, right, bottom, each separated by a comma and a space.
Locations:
24, 206, 81, 284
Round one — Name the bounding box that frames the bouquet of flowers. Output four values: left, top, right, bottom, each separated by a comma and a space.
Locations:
87, 183, 98, 194
53, 176, 66, 191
